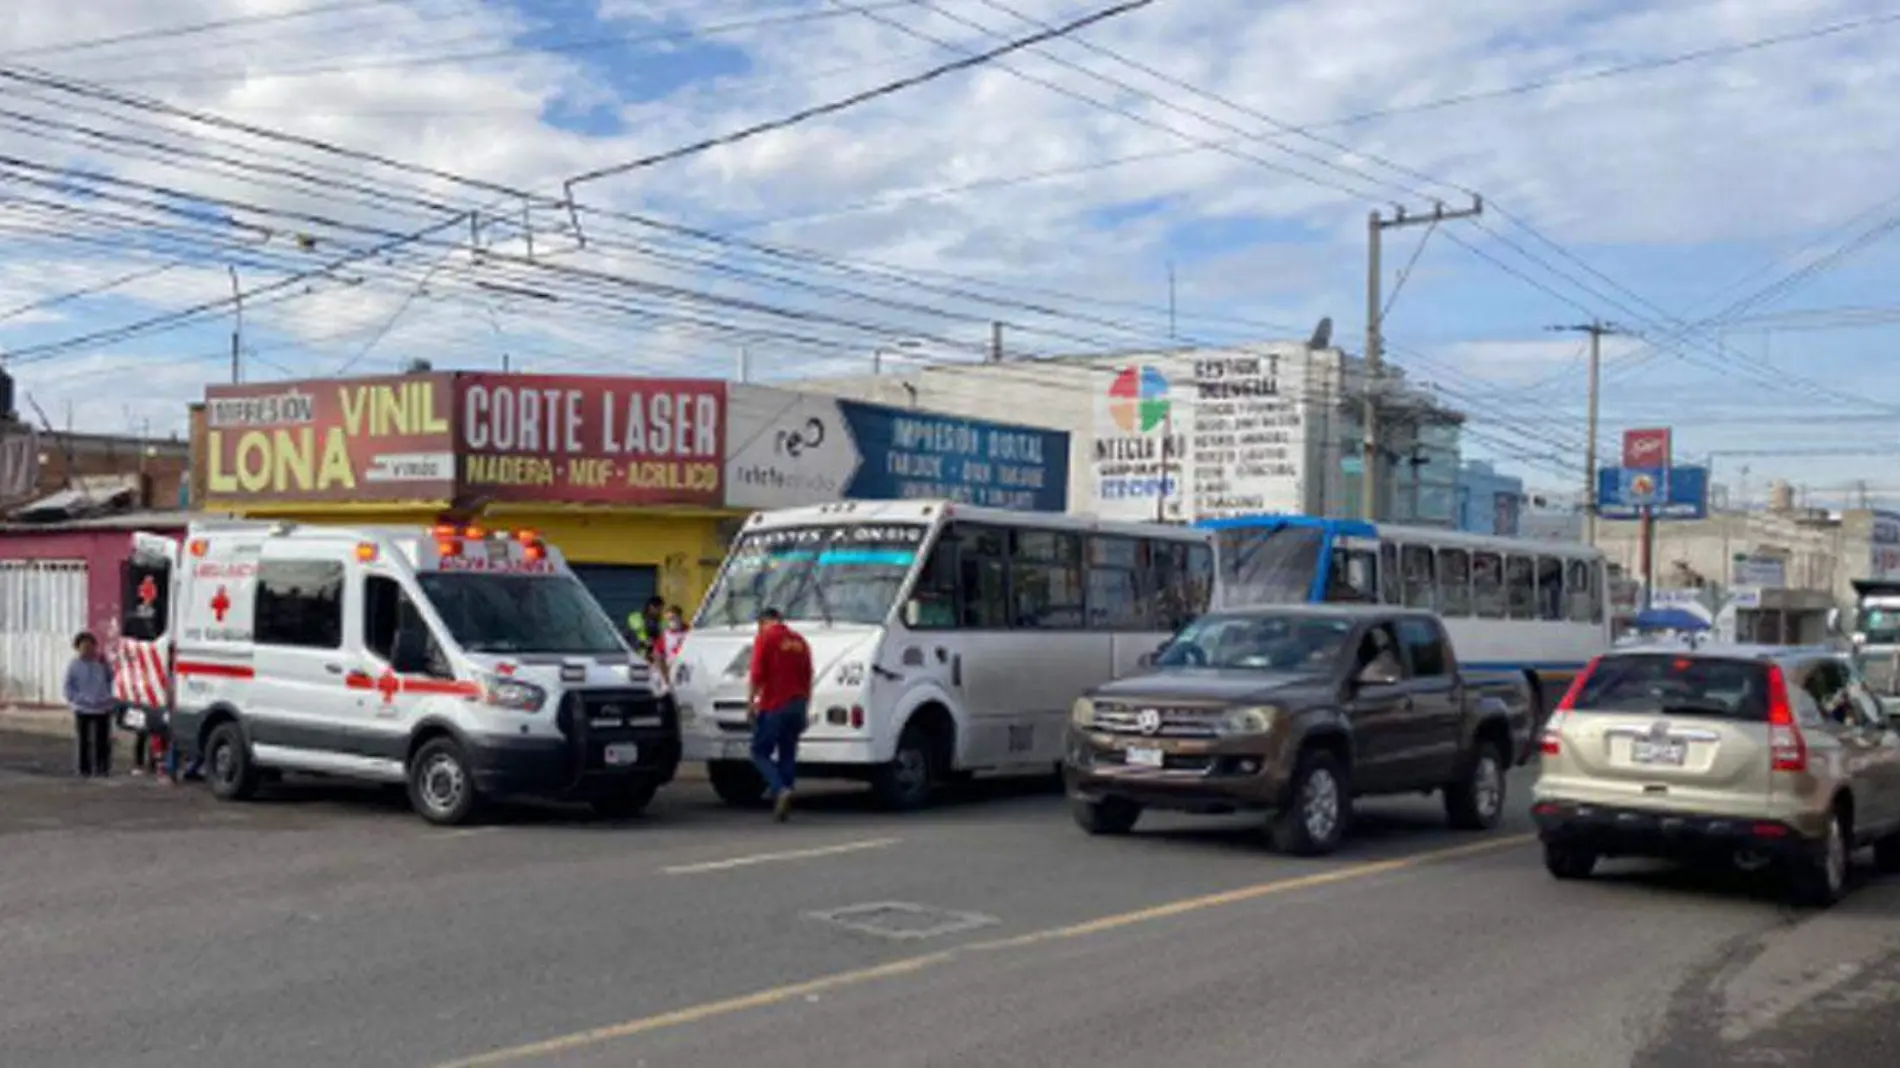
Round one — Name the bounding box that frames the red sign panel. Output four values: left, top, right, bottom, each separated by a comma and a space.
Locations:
454, 374, 726, 505
203, 374, 457, 502
1622, 427, 1672, 470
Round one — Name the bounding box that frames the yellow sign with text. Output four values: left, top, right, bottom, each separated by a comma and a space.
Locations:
204, 376, 452, 500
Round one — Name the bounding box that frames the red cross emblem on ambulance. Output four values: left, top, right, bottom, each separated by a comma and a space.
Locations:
376, 669, 401, 704
210, 587, 231, 622
137, 576, 158, 606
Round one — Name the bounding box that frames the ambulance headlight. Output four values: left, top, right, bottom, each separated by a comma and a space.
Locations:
482, 674, 546, 713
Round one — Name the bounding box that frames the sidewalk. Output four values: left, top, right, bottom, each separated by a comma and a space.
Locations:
1, 704, 80, 740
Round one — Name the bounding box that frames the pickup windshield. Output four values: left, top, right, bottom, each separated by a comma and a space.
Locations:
698, 524, 927, 628
1574, 655, 1769, 720
417, 573, 625, 655
1157, 612, 1352, 671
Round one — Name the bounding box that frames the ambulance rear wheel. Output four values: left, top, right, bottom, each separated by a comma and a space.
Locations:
205, 721, 260, 802
408, 737, 482, 826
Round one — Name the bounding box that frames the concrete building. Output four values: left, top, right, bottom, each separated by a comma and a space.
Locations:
1453, 461, 1525, 536
798, 342, 1465, 525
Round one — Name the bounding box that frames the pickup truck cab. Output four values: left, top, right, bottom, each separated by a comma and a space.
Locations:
1065, 604, 1528, 855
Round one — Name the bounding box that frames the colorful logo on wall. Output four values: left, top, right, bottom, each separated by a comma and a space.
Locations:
1107, 366, 1170, 433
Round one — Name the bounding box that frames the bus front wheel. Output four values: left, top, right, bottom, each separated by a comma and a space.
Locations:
708, 760, 769, 808
872, 722, 940, 811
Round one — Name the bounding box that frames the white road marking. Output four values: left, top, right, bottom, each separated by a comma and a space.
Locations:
663, 837, 901, 875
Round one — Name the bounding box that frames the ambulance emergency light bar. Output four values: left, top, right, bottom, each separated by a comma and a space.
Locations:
428, 524, 547, 562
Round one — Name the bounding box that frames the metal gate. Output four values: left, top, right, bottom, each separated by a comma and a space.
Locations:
0, 560, 89, 706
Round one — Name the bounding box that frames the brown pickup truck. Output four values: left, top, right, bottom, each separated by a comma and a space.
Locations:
1064, 604, 1530, 855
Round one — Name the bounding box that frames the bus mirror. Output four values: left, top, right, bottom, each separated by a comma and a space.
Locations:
1826, 608, 1842, 635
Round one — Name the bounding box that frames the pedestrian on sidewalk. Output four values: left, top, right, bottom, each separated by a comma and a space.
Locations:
63, 632, 117, 778
748, 607, 812, 822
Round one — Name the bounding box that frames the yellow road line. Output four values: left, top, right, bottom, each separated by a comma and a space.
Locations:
661, 837, 903, 875
436, 832, 1532, 1067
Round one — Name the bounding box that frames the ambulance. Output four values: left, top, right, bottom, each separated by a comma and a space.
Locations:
117, 521, 680, 825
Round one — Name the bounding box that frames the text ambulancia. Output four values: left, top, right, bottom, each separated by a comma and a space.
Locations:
118, 521, 680, 824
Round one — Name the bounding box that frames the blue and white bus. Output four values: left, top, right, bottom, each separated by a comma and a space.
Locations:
1201, 515, 1610, 722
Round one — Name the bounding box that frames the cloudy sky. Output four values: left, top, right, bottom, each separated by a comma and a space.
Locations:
1, 0, 1897, 505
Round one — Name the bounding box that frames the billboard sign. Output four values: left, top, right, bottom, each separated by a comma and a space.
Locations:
1091, 363, 1187, 520
1186, 349, 1305, 519
1870, 511, 1900, 579
454, 374, 726, 506
724, 385, 863, 509
1622, 427, 1672, 470
837, 399, 1067, 511
203, 374, 456, 503
1597, 465, 1709, 520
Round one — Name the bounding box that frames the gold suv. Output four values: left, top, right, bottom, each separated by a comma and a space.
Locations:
1532, 645, 1900, 907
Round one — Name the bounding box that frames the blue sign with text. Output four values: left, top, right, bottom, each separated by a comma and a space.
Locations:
1597, 465, 1708, 520
839, 400, 1068, 512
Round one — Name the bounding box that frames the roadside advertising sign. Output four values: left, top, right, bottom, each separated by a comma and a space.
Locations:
1622, 427, 1671, 470
203, 374, 457, 503
1597, 465, 1708, 520
455, 374, 726, 506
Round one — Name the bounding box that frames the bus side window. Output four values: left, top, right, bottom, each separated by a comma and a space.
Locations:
905, 528, 961, 630
1378, 542, 1400, 605
1010, 529, 1084, 629
1086, 536, 1148, 631
1564, 560, 1593, 623
1473, 552, 1505, 618
1437, 548, 1471, 616
1149, 541, 1198, 632
1505, 555, 1535, 620
1536, 557, 1564, 621
1186, 542, 1214, 618
1401, 544, 1436, 609
121, 558, 170, 641
956, 523, 1010, 630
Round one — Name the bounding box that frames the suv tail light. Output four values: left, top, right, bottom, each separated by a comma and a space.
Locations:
1765, 663, 1806, 772
1541, 657, 1601, 756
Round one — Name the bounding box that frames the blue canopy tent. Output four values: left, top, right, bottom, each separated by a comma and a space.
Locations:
1631, 606, 1711, 632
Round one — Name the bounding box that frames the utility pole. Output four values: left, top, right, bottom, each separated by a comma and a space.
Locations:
990, 321, 1003, 363
228, 265, 243, 384
1364, 196, 1482, 521
1546, 321, 1626, 546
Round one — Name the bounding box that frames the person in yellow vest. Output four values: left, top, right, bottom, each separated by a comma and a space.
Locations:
626, 596, 665, 662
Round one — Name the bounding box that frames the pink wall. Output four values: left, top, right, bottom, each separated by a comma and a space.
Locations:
0, 527, 185, 647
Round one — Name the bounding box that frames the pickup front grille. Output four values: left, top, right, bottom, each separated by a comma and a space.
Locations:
1090, 702, 1225, 738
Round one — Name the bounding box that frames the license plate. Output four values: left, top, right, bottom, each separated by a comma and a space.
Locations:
1632, 740, 1686, 766
603, 743, 638, 766
122, 709, 146, 730
1125, 746, 1165, 768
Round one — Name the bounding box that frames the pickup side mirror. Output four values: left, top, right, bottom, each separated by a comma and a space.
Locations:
1354, 660, 1403, 688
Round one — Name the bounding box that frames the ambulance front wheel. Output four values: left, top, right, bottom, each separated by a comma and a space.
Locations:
408, 737, 483, 826
205, 721, 261, 802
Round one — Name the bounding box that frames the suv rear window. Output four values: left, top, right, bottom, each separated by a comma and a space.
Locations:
1574, 655, 1771, 720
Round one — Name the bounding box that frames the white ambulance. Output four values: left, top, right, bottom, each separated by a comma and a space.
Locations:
119, 521, 680, 825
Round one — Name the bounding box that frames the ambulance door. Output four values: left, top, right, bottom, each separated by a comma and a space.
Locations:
353, 570, 456, 765
246, 542, 354, 762
117, 542, 174, 719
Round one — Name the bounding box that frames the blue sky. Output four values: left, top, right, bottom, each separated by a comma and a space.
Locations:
3, 0, 1900, 507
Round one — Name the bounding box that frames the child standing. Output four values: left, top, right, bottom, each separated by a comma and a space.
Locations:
63, 632, 116, 778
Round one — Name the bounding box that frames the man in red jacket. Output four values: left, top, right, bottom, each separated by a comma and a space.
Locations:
749, 607, 813, 822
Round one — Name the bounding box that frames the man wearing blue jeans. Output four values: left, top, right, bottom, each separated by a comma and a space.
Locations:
748, 608, 813, 822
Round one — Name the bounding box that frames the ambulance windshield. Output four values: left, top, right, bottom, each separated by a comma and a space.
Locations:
417, 573, 625, 655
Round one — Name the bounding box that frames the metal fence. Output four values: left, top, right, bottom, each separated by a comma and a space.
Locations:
0, 560, 90, 706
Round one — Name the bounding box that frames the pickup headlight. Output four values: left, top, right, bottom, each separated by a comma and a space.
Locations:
482, 674, 547, 713
834, 661, 867, 688
1216, 706, 1276, 736
1071, 697, 1095, 727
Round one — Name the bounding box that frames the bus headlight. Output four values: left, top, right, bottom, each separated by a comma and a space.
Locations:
1071, 697, 1095, 727
1216, 706, 1275, 736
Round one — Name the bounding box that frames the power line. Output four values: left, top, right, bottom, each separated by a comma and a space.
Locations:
0, 0, 395, 60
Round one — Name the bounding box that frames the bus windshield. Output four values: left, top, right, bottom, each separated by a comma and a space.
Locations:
417, 573, 625, 655
698, 524, 928, 628
1213, 524, 1325, 606
1861, 607, 1900, 645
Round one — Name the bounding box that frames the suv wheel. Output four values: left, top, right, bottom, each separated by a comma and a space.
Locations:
1444, 740, 1506, 831
1271, 750, 1349, 856
204, 721, 261, 802
1072, 796, 1141, 836
1543, 842, 1598, 880
1789, 809, 1850, 908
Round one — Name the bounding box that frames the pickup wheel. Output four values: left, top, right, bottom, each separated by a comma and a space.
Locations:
1271, 750, 1349, 856
1444, 739, 1507, 831
1072, 797, 1141, 836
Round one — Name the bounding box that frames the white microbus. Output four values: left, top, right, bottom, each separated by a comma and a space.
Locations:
672, 500, 1215, 809
1204, 515, 1611, 720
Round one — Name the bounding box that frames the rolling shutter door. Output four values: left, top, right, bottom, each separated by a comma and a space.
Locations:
568, 564, 658, 633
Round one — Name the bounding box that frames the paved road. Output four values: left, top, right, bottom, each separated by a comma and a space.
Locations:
2, 728, 1896, 1068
